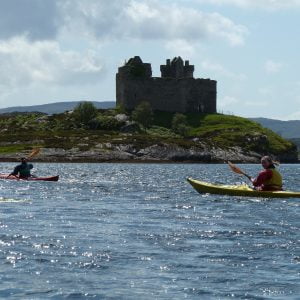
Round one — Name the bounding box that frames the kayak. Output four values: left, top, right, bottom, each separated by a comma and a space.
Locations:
187, 178, 300, 199
0, 174, 59, 182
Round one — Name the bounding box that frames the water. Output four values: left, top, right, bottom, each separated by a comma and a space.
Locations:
0, 163, 299, 299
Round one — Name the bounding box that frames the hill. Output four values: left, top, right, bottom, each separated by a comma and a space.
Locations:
0, 101, 115, 115
0, 109, 297, 163
250, 117, 300, 139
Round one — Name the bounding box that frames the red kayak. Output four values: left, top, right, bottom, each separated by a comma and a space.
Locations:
0, 174, 59, 181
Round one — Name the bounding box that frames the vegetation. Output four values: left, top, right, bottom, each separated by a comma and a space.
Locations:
187, 114, 293, 154
73, 101, 98, 125
171, 113, 189, 137
88, 115, 123, 130
132, 101, 153, 128
0, 107, 297, 159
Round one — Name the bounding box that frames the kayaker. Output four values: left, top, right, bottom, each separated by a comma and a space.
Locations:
9, 157, 34, 178
252, 156, 282, 191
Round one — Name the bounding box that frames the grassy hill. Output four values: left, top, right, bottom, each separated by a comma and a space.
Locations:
151, 112, 294, 154
0, 109, 297, 162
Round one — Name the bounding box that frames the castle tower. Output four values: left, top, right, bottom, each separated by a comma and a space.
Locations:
184, 60, 194, 78
160, 56, 194, 78
116, 56, 153, 110
118, 56, 152, 78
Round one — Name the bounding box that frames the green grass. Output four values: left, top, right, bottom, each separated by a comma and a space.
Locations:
0, 144, 39, 154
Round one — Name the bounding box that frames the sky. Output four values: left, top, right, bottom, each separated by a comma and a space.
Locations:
0, 0, 300, 120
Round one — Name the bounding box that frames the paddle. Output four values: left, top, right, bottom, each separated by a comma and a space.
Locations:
228, 161, 252, 182
27, 148, 40, 160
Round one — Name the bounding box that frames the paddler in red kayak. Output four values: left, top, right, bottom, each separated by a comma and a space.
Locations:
252, 156, 282, 191
8, 157, 34, 179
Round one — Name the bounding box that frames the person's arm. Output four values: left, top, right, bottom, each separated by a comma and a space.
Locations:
252, 169, 272, 187
28, 164, 35, 177
8, 165, 20, 177
10, 169, 17, 176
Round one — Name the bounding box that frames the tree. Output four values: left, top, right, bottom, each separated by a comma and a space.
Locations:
73, 101, 98, 125
132, 101, 153, 128
171, 113, 189, 137
115, 103, 126, 114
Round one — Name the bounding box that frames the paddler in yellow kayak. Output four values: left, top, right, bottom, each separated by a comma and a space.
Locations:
8, 157, 34, 179
252, 156, 282, 191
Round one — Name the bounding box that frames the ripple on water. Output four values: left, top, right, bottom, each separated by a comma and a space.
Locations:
0, 163, 299, 299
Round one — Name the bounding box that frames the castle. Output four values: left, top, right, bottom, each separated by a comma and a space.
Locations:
116, 56, 217, 113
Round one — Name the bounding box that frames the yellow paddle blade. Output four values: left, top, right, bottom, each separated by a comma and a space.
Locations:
228, 161, 244, 175
27, 148, 40, 159
228, 161, 252, 181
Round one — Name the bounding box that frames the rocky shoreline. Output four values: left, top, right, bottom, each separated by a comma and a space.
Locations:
0, 142, 298, 163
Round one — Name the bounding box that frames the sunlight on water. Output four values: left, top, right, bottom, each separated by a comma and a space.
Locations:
0, 197, 27, 203
0, 162, 299, 299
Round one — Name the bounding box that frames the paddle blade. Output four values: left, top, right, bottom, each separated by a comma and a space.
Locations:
228, 161, 244, 175
27, 148, 40, 159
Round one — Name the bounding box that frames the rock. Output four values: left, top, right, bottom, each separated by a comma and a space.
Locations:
36, 116, 49, 123
104, 143, 112, 149
120, 122, 140, 133
115, 114, 129, 122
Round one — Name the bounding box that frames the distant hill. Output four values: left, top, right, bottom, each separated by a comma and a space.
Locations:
0, 101, 116, 115
250, 118, 300, 139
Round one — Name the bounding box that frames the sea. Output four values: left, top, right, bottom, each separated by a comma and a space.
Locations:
0, 163, 299, 299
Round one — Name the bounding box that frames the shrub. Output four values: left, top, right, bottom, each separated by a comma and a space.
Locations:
132, 101, 153, 128
172, 113, 189, 137
115, 103, 126, 114
146, 126, 178, 138
73, 101, 98, 125
88, 116, 124, 130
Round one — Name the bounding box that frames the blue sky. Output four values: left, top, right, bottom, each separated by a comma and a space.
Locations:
0, 0, 299, 120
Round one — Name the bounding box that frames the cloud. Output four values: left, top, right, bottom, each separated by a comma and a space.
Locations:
264, 60, 284, 74
219, 95, 240, 108
126, 2, 248, 45
245, 100, 269, 107
0, 0, 250, 107
165, 39, 196, 57
0, 0, 60, 41
0, 37, 105, 92
195, 0, 300, 10
60, 0, 248, 46
0, 0, 249, 47
201, 60, 247, 80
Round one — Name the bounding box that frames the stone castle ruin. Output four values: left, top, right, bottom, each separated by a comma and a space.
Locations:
116, 56, 217, 113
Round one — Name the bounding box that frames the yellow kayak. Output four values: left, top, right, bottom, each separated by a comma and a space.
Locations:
187, 178, 300, 199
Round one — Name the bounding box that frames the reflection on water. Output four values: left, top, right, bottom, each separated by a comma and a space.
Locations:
0, 162, 299, 299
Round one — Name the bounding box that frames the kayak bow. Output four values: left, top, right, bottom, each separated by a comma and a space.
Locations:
187, 178, 300, 198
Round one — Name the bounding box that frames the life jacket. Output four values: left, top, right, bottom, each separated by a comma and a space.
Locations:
19, 163, 33, 178
263, 168, 282, 190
